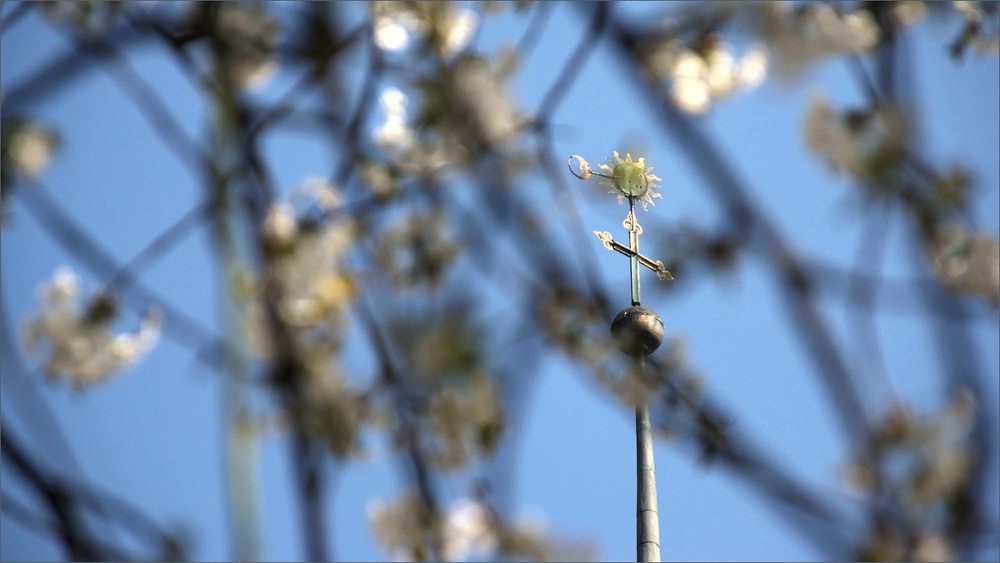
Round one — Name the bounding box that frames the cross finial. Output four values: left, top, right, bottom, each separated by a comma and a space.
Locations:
569, 153, 673, 307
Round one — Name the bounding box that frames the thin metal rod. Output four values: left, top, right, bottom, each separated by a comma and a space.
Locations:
636, 355, 660, 562
628, 198, 641, 306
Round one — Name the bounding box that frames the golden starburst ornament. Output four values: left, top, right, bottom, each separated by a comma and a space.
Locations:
569, 151, 663, 209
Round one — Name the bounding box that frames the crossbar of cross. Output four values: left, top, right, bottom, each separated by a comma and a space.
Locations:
594, 201, 673, 306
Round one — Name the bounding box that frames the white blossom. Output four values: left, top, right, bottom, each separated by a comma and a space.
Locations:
653, 38, 768, 115
262, 202, 298, 249
441, 498, 498, 561
912, 533, 955, 563
754, 2, 880, 77
8, 122, 57, 177
274, 222, 355, 327
374, 15, 413, 52
374, 87, 417, 152
892, 1, 927, 28
367, 492, 429, 562
372, 4, 477, 58
424, 374, 503, 468
215, 3, 278, 89
440, 9, 478, 58
803, 93, 909, 177
248, 191, 355, 357
931, 225, 1000, 300
24, 267, 161, 388
452, 55, 521, 143
302, 176, 341, 211
954, 1, 983, 23
368, 493, 498, 562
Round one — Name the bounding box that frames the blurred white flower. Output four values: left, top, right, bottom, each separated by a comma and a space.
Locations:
24, 267, 161, 388
803, 93, 909, 177
755, 2, 880, 77
367, 492, 429, 562
670, 50, 712, 114
425, 374, 503, 468
262, 202, 298, 250
452, 55, 522, 143
368, 493, 498, 562
374, 15, 413, 51
302, 367, 365, 457
440, 9, 478, 58
302, 176, 341, 211
892, 1, 927, 28
8, 122, 57, 177
954, 1, 983, 23
249, 188, 355, 357
931, 226, 1000, 300
441, 498, 498, 561
913, 533, 954, 563
374, 87, 417, 152
737, 48, 769, 89
372, 4, 477, 58
216, 3, 278, 89
274, 222, 355, 327
654, 38, 768, 115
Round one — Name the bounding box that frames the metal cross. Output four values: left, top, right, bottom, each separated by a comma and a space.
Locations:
594, 198, 673, 306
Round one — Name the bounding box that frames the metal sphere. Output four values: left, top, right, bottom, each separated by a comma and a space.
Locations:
610, 306, 664, 357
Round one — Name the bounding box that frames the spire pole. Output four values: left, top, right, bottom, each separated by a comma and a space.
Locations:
570, 152, 673, 562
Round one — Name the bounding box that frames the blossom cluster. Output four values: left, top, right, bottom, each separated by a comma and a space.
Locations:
803, 94, 911, 179
369, 3, 524, 173
930, 225, 1000, 301
952, 0, 1000, 55
845, 391, 979, 561
752, 2, 883, 77
257, 178, 354, 331
372, 1, 478, 59
649, 35, 768, 115
24, 267, 161, 388
2, 118, 58, 182
213, 2, 279, 90
251, 179, 364, 456
368, 493, 592, 562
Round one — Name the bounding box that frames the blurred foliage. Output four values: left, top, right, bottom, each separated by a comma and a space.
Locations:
1, 1, 998, 562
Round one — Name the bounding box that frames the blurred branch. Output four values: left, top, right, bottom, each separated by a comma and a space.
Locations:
3, 19, 152, 110
333, 28, 383, 187
534, 2, 607, 121
73, 31, 210, 180
810, 260, 998, 321
847, 206, 894, 401
1, 492, 55, 540
0, 1, 34, 34
515, 0, 555, 63
248, 22, 366, 140
106, 199, 214, 293
910, 237, 994, 558
1, 417, 171, 561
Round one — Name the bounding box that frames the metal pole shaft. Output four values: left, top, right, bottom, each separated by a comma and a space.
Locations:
636, 357, 660, 562
629, 199, 641, 306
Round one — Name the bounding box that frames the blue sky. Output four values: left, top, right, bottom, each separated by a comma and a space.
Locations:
2, 2, 998, 562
